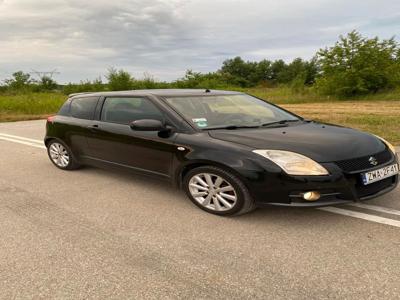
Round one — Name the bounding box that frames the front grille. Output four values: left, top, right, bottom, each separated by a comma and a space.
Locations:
335, 148, 393, 173
355, 176, 396, 198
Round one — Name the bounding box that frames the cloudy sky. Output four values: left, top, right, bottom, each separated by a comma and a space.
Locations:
0, 0, 399, 83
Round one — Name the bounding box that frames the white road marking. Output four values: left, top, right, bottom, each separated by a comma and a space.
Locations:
319, 207, 400, 228
1, 132, 399, 228
0, 133, 43, 144
0, 133, 46, 149
347, 203, 400, 217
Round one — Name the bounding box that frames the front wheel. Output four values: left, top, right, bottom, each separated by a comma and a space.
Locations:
183, 166, 256, 216
47, 140, 80, 170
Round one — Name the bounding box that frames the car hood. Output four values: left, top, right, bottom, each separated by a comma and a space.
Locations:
208, 122, 385, 162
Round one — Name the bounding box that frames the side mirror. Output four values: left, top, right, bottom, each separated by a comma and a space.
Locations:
130, 119, 166, 132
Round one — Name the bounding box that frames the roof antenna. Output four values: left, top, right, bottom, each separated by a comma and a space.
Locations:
205, 89, 211, 93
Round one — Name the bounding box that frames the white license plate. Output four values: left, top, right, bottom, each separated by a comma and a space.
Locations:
361, 163, 399, 185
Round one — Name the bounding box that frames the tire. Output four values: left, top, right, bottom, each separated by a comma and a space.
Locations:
183, 166, 256, 216
47, 139, 80, 170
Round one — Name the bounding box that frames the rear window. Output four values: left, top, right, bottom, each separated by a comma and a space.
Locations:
70, 96, 99, 120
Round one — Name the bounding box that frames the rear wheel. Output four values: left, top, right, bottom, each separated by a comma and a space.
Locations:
47, 140, 80, 170
183, 166, 256, 216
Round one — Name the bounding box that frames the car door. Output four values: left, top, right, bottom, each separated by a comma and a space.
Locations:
62, 96, 100, 157
85, 96, 177, 178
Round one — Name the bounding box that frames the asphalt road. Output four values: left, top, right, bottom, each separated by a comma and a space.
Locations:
0, 120, 399, 299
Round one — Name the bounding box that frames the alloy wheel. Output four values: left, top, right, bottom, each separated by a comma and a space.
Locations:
49, 142, 70, 168
188, 173, 237, 211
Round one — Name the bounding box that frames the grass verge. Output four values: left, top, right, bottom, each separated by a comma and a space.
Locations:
282, 101, 400, 145
0, 93, 66, 122
243, 86, 400, 104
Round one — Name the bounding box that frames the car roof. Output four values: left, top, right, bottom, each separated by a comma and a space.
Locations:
68, 89, 243, 98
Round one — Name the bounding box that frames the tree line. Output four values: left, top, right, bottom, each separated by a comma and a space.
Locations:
1, 31, 400, 97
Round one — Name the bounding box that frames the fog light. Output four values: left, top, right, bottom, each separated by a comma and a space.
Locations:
303, 191, 320, 201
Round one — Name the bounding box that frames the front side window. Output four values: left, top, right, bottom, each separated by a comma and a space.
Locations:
70, 97, 99, 120
101, 97, 163, 125
165, 94, 299, 129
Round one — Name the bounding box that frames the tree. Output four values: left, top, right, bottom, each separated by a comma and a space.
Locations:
270, 60, 287, 83
252, 59, 273, 84
220, 57, 258, 87
316, 31, 400, 96
106, 67, 134, 91
274, 58, 318, 85
303, 57, 319, 85
4, 71, 32, 90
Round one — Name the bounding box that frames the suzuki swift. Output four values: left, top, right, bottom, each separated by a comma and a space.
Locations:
45, 89, 399, 216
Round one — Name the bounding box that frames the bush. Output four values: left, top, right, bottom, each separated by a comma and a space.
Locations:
62, 78, 106, 95
38, 76, 58, 91
173, 70, 231, 89
106, 67, 134, 91
2, 71, 60, 93
131, 73, 170, 90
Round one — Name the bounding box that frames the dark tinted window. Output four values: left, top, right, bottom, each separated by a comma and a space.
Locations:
70, 97, 99, 120
101, 97, 163, 125
58, 99, 71, 116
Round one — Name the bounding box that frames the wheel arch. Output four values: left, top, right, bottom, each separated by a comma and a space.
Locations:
44, 137, 81, 166
176, 160, 251, 190
44, 137, 55, 147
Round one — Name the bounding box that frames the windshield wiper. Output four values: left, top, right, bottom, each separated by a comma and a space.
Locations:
261, 119, 301, 127
205, 125, 260, 130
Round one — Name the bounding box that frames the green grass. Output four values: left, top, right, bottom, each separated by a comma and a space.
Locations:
243, 86, 400, 104
282, 102, 400, 145
0, 93, 66, 121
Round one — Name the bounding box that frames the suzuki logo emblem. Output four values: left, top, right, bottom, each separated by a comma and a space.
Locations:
368, 156, 378, 166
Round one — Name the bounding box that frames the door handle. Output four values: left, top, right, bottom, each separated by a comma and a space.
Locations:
87, 124, 99, 131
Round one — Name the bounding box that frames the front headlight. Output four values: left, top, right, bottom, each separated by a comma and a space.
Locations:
374, 135, 396, 155
253, 150, 329, 176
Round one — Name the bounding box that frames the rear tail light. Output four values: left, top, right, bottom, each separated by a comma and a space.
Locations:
47, 115, 56, 123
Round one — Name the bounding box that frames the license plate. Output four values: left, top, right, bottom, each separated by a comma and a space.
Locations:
361, 163, 399, 185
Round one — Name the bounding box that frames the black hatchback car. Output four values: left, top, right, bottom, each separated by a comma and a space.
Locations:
45, 89, 399, 215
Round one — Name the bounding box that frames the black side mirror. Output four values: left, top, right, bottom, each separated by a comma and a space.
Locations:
130, 119, 166, 132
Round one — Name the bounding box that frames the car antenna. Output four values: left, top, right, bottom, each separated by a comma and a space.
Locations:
205, 89, 211, 93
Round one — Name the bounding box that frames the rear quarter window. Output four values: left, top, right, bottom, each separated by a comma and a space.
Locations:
70, 96, 99, 120
58, 99, 71, 116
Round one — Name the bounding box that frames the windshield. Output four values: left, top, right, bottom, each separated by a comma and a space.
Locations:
165, 94, 300, 129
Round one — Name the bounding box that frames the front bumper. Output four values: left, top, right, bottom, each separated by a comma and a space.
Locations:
251, 157, 399, 208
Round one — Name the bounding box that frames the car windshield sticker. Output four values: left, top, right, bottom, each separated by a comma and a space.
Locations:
192, 118, 208, 128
